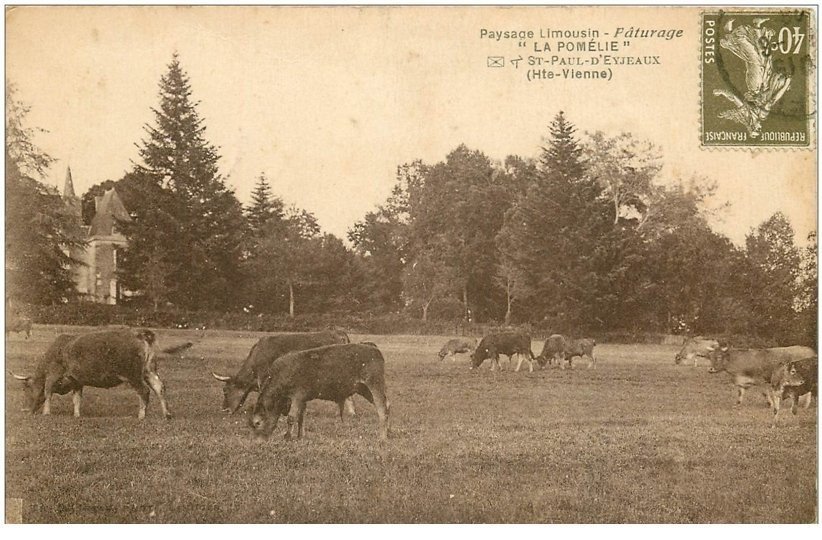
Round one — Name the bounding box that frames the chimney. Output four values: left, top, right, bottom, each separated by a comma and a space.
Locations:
94, 195, 104, 212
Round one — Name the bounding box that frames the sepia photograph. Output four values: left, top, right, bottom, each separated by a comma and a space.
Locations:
3, 5, 818, 523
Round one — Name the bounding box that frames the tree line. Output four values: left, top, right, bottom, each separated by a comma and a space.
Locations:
5, 55, 816, 345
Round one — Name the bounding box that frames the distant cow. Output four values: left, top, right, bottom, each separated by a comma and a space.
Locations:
470, 332, 536, 372
708, 345, 816, 406
211, 330, 353, 416
249, 343, 389, 441
438, 337, 477, 362
781, 356, 818, 415
10, 329, 190, 419
675, 337, 720, 367
5, 315, 32, 339
536, 335, 596, 369
767, 362, 806, 427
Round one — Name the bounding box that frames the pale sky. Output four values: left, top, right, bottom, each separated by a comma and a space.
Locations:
5, 6, 817, 245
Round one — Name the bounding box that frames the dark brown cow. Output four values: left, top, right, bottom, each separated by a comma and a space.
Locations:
211, 330, 353, 416
470, 332, 536, 372
10, 329, 190, 419
708, 345, 816, 406
5, 314, 32, 339
536, 335, 596, 369
249, 343, 389, 441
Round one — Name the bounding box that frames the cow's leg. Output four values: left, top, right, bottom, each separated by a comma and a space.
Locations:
134, 383, 150, 420
297, 403, 307, 439
144, 371, 172, 419
42, 373, 63, 416
736, 386, 746, 406
344, 397, 356, 416
285, 397, 306, 440
72, 388, 83, 418
771, 390, 783, 427
790, 390, 799, 415
367, 382, 390, 441
515, 354, 524, 372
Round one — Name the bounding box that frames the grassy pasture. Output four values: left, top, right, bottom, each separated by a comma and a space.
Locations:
4, 325, 817, 523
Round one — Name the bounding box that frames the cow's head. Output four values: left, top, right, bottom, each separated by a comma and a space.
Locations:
707, 346, 730, 373
469, 348, 488, 369
674, 352, 683, 365
535, 355, 549, 369
9, 371, 45, 413
248, 392, 290, 439
210, 372, 252, 413
779, 363, 805, 389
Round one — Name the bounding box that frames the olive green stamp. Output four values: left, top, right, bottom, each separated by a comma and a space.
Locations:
702, 9, 814, 147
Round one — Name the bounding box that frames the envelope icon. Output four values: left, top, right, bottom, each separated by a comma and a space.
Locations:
487, 56, 504, 68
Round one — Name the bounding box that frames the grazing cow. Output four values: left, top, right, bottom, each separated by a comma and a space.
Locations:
5, 315, 32, 339
210, 330, 354, 416
781, 356, 818, 415
675, 337, 720, 367
470, 332, 536, 372
10, 329, 190, 419
536, 335, 596, 369
438, 337, 477, 362
707, 345, 816, 406
249, 343, 389, 441
767, 362, 806, 427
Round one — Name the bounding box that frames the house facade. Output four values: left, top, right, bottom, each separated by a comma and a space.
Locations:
63, 168, 131, 304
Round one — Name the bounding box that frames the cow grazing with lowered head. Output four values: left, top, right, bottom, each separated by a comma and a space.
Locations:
708, 345, 816, 407
767, 361, 806, 427
211, 330, 354, 417
675, 337, 720, 367
249, 343, 389, 441
438, 337, 477, 362
5, 314, 32, 339
470, 332, 536, 372
536, 335, 596, 369
10, 328, 190, 419
781, 356, 817, 415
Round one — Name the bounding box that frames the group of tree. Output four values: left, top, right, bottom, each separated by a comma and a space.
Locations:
5, 84, 84, 305
350, 113, 816, 345
6, 55, 816, 346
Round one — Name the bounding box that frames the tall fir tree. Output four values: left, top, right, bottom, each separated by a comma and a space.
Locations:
119, 54, 246, 310
5, 84, 85, 305
246, 173, 284, 237
496, 111, 613, 330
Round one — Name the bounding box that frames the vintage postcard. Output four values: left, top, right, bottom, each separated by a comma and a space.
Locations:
4, 5, 817, 524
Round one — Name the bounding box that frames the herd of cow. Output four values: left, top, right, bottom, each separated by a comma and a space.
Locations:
5, 326, 818, 440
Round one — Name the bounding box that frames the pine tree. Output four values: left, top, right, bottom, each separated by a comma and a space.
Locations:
119, 53, 246, 310
496, 111, 613, 330
5, 84, 85, 305
247, 173, 284, 236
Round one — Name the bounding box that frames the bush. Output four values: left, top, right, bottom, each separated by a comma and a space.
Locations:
20, 302, 782, 346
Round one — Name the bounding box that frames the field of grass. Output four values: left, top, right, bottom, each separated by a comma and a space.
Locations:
4, 325, 818, 523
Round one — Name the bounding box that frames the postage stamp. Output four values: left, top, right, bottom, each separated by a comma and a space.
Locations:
701, 9, 814, 147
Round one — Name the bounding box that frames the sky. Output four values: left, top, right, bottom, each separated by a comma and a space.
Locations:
5, 5, 817, 245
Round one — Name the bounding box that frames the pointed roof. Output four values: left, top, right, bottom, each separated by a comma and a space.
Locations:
63, 167, 76, 198
89, 188, 131, 237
